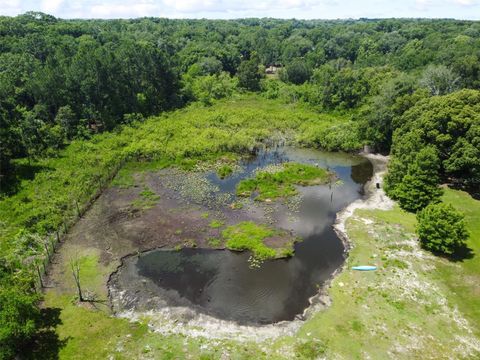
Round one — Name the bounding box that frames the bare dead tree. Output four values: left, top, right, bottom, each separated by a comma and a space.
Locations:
69, 256, 84, 302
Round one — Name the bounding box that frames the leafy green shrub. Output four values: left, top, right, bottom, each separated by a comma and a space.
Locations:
297, 120, 362, 152
389, 146, 443, 212
0, 279, 41, 360
237, 58, 263, 91
416, 203, 469, 255
283, 59, 313, 85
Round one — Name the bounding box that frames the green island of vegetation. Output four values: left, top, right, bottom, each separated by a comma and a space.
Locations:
216, 164, 234, 179
237, 162, 331, 201
222, 221, 296, 260
0, 12, 479, 359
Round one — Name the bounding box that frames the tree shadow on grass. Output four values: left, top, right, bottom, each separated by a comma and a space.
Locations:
430, 244, 475, 263
0, 162, 52, 196
449, 182, 480, 200
22, 307, 70, 360
448, 244, 475, 262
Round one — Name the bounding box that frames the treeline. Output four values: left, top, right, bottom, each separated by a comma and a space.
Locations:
2, 13, 480, 183
0, 12, 181, 183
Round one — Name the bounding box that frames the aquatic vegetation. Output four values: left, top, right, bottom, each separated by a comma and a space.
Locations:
236, 162, 331, 201
183, 239, 197, 248
247, 255, 263, 269
174, 244, 182, 251
162, 169, 232, 207
280, 247, 295, 257
217, 164, 234, 179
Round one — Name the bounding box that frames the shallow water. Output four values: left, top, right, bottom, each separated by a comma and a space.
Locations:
115, 147, 372, 324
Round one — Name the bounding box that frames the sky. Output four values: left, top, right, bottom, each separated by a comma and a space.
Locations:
0, 0, 479, 20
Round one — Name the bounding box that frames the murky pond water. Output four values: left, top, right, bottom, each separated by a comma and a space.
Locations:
110, 147, 372, 324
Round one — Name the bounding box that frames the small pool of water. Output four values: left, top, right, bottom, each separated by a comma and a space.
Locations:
112, 147, 373, 324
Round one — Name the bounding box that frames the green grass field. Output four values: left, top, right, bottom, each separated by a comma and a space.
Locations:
282, 188, 480, 359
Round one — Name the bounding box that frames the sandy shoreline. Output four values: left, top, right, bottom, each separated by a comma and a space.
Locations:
333, 153, 394, 252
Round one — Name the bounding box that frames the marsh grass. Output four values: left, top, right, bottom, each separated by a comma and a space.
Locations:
217, 165, 234, 179
131, 187, 160, 210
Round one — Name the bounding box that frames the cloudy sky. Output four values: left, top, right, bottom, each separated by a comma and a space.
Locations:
1, 0, 479, 19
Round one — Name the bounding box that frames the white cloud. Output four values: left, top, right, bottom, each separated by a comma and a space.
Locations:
0, 0, 479, 19
41, 0, 64, 13
0, 0, 22, 16
90, 2, 159, 18
451, 0, 478, 5
158, 0, 319, 14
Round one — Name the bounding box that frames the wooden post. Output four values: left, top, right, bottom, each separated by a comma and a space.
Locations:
43, 238, 51, 258
75, 200, 81, 217
35, 264, 44, 288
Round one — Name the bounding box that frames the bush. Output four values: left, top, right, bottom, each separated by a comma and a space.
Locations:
416, 203, 469, 255
283, 59, 312, 85
390, 146, 443, 212
0, 282, 41, 359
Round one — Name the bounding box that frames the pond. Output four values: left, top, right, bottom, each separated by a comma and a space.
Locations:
109, 147, 373, 325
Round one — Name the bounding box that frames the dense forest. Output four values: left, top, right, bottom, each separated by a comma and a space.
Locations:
1, 12, 480, 358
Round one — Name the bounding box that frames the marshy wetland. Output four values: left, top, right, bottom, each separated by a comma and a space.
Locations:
105, 146, 373, 325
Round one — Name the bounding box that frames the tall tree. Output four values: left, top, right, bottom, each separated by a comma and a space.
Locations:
237, 56, 264, 91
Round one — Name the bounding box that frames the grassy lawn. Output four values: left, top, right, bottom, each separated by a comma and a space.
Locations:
281, 188, 480, 359
435, 189, 480, 336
